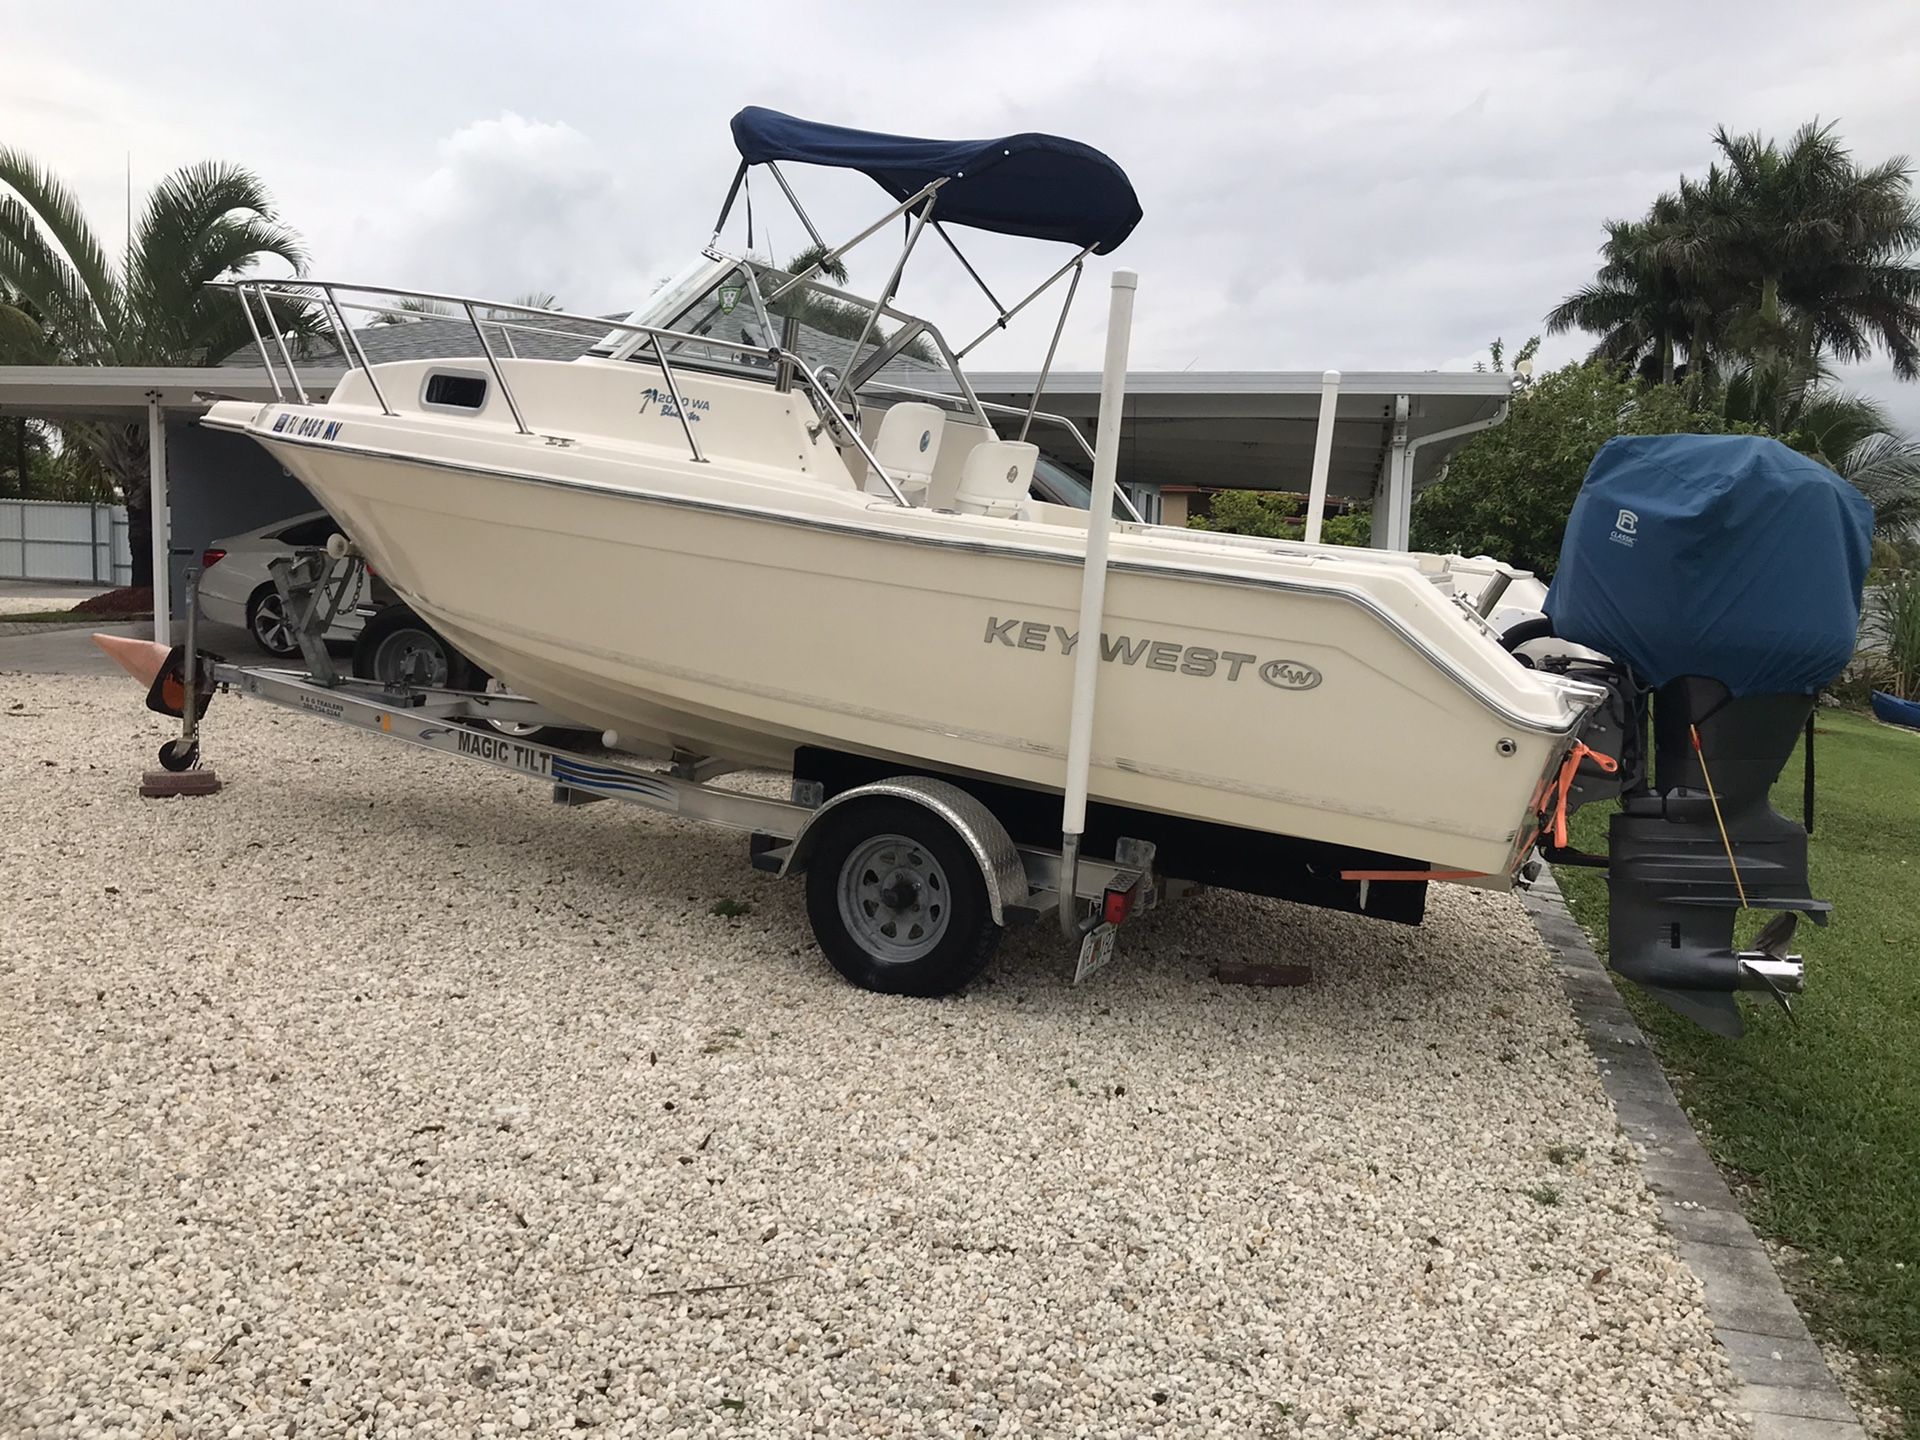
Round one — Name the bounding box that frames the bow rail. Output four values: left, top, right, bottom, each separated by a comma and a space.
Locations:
210, 275, 926, 506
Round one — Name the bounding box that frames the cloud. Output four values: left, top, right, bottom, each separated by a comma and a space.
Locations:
2, 0, 1917, 432
366, 113, 637, 310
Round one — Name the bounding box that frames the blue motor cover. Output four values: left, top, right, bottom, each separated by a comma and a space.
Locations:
1545, 435, 1873, 696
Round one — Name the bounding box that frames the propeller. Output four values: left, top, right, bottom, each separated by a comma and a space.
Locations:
1737, 912, 1802, 1023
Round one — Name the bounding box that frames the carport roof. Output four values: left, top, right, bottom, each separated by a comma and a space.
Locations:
936, 369, 1515, 499
0, 361, 1513, 500
0, 364, 338, 420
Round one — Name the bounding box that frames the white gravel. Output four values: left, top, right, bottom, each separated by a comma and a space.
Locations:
0, 672, 1748, 1439
0, 589, 101, 616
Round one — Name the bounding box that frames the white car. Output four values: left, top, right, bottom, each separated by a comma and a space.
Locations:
197, 510, 587, 743
197, 512, 370, 655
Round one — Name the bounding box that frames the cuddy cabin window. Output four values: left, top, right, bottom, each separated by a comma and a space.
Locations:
421, 371, 488, 412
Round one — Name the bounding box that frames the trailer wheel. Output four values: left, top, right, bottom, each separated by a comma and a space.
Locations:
803, 800, 1000, 997
156, 737, 199, 773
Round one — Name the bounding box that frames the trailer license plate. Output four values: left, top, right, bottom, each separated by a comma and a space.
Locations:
1074, 923, 1117, 985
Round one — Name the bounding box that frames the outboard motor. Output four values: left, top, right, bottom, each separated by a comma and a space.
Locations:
1536, 435, 1873, 1036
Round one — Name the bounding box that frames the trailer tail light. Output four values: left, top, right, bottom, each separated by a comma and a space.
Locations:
1102, 885, 1133, 927
200, 547, 227, 570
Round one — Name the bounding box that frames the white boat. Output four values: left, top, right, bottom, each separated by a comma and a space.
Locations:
197, 109, 1853, 1033
204, 109, 1602, 882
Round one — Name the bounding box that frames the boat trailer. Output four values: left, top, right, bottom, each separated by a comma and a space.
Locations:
102, 558, 1169, 997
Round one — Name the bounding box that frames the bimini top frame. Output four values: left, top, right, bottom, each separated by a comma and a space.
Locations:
214, 110, 1148, 521
709, 107, 1144, 502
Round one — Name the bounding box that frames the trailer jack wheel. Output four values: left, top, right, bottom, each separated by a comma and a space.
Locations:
803, 799, 1000, 997
157, 738, 200, 773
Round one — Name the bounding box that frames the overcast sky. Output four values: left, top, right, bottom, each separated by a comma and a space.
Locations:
5, 0, 1917, 426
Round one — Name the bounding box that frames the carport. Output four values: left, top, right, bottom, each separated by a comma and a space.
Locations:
3, 350, 1512, 638
945, 369, 1514, 547
0, 364, 336, 639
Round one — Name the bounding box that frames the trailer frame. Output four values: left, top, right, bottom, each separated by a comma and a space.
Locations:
162, 574, 1163, 992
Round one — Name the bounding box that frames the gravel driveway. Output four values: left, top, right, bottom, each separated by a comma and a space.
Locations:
0, 586, 107, 617
0, 673, 1746, 1439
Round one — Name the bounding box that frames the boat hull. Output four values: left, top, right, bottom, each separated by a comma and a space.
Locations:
254, 436, 1584, 876
1871, 690, 1920, 731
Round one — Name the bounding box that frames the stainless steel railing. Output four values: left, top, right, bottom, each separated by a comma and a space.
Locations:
211, 277, 918, 506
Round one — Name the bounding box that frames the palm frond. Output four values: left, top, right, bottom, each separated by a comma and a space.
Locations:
0, 147, 120, 334
0, 296, 52, 362
784, 243, 849, 288
370, 296, 455, 326
0, 205, 111, 361
1838, 430, 1920, 536
122, 161, 305, 364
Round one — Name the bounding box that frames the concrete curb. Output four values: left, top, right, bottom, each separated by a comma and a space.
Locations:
1521, 871, 1868, 1440
0, 618, 104, 637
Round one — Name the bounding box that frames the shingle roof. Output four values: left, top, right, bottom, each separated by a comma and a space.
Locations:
222, 308, 940, 383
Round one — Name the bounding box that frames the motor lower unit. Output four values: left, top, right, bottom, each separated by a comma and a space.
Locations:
1518, 434, 1873, 1036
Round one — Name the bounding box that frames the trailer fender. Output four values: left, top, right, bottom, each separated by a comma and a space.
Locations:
779, 776, 1027, 927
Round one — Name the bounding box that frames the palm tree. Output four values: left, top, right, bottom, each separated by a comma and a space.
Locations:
0, 151, 312, 584
1721, 358, 1920, 535
1549, 122, 1920, 393
1547, 200, 1713, 385
778, 243, 850, 289
767, 245, 933, 363
369, 291, 562, 326
369, 295, 454, 325
1678, 122, 1920, 380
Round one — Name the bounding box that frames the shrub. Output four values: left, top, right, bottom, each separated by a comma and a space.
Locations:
1863, 567, 1920, 700
1188, 492, 1371, 546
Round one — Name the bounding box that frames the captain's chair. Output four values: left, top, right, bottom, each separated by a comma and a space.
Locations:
954, 440, 1040, 519
864, 402, 945, 505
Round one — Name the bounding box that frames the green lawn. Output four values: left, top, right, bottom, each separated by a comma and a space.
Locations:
1556, 708, 1920, 1422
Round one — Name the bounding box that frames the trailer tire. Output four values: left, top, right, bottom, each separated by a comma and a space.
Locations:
156, 737, 199, 772
803, 799, 1000, 997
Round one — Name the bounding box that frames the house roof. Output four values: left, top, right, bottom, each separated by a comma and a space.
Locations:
215, 308, 943, 383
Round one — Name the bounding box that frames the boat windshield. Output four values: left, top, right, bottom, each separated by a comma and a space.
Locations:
605, 253, 943, 392
1032, 454, 1134, 520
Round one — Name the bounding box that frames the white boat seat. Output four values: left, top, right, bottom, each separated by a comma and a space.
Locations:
865, 401, 945, 505
954, 440, 1039, 519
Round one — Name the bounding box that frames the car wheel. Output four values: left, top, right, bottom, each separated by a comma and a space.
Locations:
245, 585, 300, 657
481, 676, 549, 740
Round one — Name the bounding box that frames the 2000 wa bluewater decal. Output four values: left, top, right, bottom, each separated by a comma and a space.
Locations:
638, 387, 711, 423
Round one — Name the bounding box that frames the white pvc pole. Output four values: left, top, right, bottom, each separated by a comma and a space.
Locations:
147, 394, 170, 643
1301, 368, 1340, 545
1061, 270, 1138, 869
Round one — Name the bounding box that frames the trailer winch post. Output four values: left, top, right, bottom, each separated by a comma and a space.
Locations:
180, 565, 200, 749
1059, 268, 1138, 937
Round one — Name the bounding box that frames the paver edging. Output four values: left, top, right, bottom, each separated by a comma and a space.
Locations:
1521, 870, 1868, 1439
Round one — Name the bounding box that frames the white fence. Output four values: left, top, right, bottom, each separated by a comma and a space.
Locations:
0, 499, 131, 586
